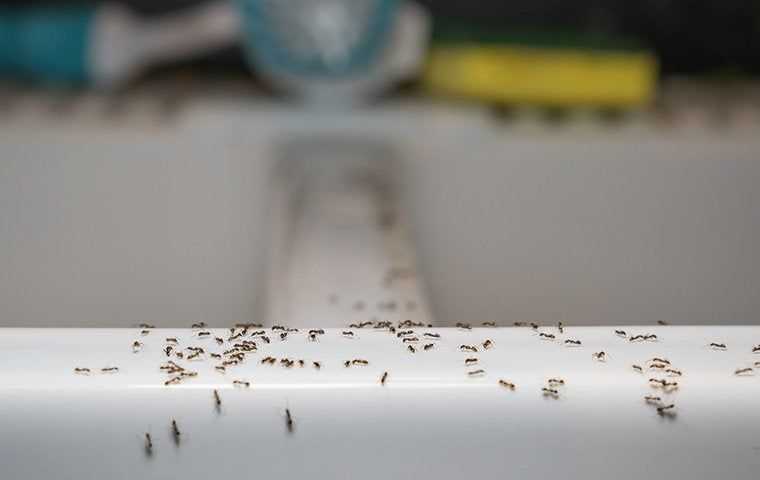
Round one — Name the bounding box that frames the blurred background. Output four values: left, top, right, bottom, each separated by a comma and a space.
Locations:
1, 1, 759, 327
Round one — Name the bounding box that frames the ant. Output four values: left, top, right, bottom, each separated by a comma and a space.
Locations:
352, 359, 369, 366
313, 362, 321, 370
298, 360, 305, 368
215, 366, 226, 373
542, 388, 559, 398
564, 339, 582, 346
614, 329, 627, 337
138, 323, 155, 329
644, 334, 658, 341
644, 395, 662, 405
342, 331, 355, 337
215, 337, 224, 345
665, 368, 682, 377
186, 352, 201, 361
380, 372, 388, 385
101, 367, 119, 373
547, 378, 565, 386
423, 343, 435, 351
629, 335, 645, 342
460, 345, 478, 352
657, 404, 676, 416
648, 358, 671, 365
402, 337, 419, 343
557, 322, 564, 333
657, 320, 669, 326
513, 322, 528, 327
482, 322, 496, 327
592, 351, 607, 362
165, 338, 178, 344
397, 330, 414, 338
140, 330, 151, 336
482, 339, 494, 350
165, 376, 182, 386
191, 322, 206, 329
187, 347, 204, 353
260, 336, 270, 344
271, 325, 285, 331
175, 352, 184, 359
233, 380, 250, 388
752, 345, 760, 353
210, 353, 221, 359
530, 323, 539, 330
498, 380, 516, 390
132, 341, 143, 352
538, 333, 555, 340
632, 365, 643, 373
456, 323, 472, 330
74, 367, 90, 374
285, 408, 294, 433
423, 332, 440, 339
197, 331, 211, 338
467, 369, 486, 377
344, 360, 351, 368
735, 367, 754, 376
180, 371, 197, 378
709, 342, 727, 350
145, 433, 153, 455
280, 332, 288, 341
464, 358, 479, 365
408, 345, 416, 353
171, 419, 181, 443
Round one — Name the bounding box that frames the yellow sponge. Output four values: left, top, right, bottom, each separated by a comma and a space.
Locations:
423, 45, 657, 107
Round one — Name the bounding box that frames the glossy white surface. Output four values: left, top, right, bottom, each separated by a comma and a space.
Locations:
1, 326, 759, 479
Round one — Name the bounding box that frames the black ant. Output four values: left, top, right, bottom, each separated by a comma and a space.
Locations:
557, 322, 564, 333
614, 329, 626, 337
210, 353, 221, 359
456, 323, 472, 330
539, 333, 555, 340
644, 334, 658, 341
629, 335, 645, 342
752, 345, 760, 353
482, 339, 494, 349
233, 380, 250, 388
191, 322, 206, 329
632, 364, 643, 373
408, 345, 416, 353
423, 343, 435, 351
542, 388, 559, 398
197, 331, 211, 337
138, 323, 155, 329
467, 369, 486, 377
423, 332, 440, 339
215, 366, 226, 373
709, 342, 727, 350
648, 358, 671, 365
145, 433, 153, 455
460, 345, 478, 352
171, 419, 181, 444
656, 404, 676, 416
298, 360, 305, 368
498, 380, 516, 390
547, 378, 565, 386
215, 337, 224, 345
592, 351, 606, 362
735, 367, 754, 376
132, 341, 143, 352
402, 337, 419, 343
165, 376, 182, 386
165, 338, 178, 344
464, 358, 478, 365
280, 332, 288, 341
285, 408, 294, 433
644, 395, 662, 404
564, 339, 582, 346
101, 367, 119, 373
482, 322, 496, 327
74, 367, 90, 374
313, 362, 321, 370
352, 359, 369, 366
657, 320, 668, 326
665, 368, 682, 377
380, 372, 388, 385
342, 331, 355, 337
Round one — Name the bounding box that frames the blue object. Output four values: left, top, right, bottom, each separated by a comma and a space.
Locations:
0, 6, 95, 85
237, 0, 399, 78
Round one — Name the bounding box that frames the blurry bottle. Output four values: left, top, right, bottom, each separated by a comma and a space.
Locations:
0, 1, 240, 88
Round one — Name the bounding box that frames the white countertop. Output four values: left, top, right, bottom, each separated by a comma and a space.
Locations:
2, 325, 759, 479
